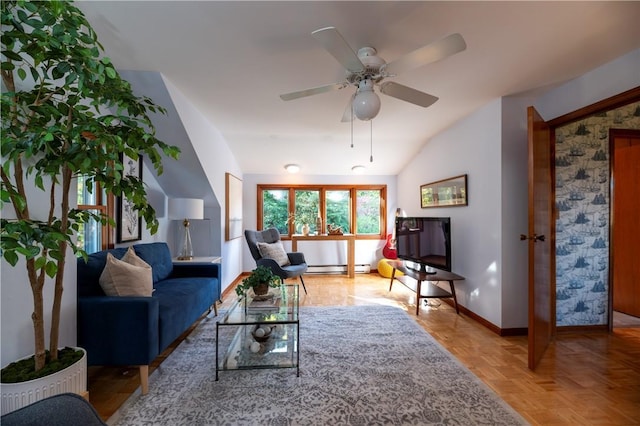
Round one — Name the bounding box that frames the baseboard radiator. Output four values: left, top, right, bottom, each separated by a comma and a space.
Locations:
306, 264, 371, 274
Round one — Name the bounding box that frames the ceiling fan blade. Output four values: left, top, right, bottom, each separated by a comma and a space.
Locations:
312, 27, 365, 73
383, 33, 466, 76
280, 82, 348, 101
341, 94, 356, 122
379, 82, 438, 108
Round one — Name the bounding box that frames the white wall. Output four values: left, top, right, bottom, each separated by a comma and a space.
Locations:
534, 49, 640, 121
163, 76, 244, 293
398, 100, 508, 327
241, 174, 398, 272
396, 49, 639, 329
1, 178, 78, 367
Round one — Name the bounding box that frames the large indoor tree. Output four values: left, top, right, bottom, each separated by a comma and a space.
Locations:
1, 0, 179, 374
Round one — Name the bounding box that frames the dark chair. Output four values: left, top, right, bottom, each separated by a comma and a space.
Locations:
1, 393, 107, 426
245, 228, 308, 294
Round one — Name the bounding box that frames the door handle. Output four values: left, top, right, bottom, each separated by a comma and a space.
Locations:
520, 234, 545, 242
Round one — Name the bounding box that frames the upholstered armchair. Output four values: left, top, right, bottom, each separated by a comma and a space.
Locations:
244, 228, 308, 294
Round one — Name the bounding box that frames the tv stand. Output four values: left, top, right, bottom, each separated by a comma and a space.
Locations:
406, 262, 437, 274
386, 260, 465, 316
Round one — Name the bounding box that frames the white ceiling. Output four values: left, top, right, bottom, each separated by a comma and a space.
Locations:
78, 1, 640, 176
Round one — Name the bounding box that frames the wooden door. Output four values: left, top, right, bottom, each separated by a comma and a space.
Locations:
527, 106, 555, 370
611, 129, 640, 318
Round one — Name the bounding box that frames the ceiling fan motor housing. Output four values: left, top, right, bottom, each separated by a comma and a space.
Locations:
347, 47, 386, 85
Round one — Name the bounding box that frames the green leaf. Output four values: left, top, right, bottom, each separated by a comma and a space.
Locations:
105, 67, 116, 79
45, 261, 58, 278
3, 251, 18, 267
17, 68, 27, 81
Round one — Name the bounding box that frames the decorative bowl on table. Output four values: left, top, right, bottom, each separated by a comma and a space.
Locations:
252, 325, 273, 342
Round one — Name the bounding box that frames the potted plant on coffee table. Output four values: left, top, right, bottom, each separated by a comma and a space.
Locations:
236, 265, 281, 297
0, 0, 179, 413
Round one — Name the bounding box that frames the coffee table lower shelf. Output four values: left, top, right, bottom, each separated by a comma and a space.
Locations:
215, 320, 299, 380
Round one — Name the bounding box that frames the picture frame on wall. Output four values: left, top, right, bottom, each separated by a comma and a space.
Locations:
225, 172, 243, 241
420, 174, 468, 208
117, 153, 143, 243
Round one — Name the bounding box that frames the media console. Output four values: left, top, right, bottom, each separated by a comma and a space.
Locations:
386, 260, 465, 316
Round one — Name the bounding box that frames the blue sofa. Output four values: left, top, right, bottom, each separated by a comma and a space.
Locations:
77, 242, 221, 394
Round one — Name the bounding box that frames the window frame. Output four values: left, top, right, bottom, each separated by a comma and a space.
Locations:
77, 179, 116, 252
257, 184, 387, 240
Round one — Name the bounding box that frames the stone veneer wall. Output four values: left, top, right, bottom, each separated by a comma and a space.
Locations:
555, 101, 640, 326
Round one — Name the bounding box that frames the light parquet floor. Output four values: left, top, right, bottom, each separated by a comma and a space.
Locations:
88, 273, 640, 425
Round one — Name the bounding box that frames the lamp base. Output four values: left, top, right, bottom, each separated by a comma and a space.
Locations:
177, 255, 194, 261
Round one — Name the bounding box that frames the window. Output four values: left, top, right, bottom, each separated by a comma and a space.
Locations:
77, 176, 115, 253
258, 185, 386, 239
356, 190, 381, 235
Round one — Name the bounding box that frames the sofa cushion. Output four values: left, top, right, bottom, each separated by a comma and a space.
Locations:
257, 241, 290, 266
99, 251, 153, 297
134, 242, 173, 283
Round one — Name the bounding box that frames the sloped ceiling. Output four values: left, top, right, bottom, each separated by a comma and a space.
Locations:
78, 1, 640, 175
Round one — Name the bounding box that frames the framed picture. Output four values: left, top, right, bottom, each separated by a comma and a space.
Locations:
225, 172, 243, 241
420, 174, 468, 208
117, 153, 143, 242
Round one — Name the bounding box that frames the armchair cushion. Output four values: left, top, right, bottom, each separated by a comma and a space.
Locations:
257, 241, 290, 266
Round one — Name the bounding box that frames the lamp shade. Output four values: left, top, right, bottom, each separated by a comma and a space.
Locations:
168, 198, 204, 220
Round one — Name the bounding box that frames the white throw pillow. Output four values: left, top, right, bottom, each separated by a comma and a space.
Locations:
257, 241, 290, 266
99, 248, 153, 297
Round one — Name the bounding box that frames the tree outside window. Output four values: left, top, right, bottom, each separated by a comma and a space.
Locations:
326, 190, 350, 233
262, 189, 289, 234
356, 190, 381, 235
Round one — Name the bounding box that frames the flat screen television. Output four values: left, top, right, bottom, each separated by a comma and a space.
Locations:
395, 217, 451, 272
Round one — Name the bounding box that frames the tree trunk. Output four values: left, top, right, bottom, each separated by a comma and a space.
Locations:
29, 257, 47, 371
49, 166, 72, 359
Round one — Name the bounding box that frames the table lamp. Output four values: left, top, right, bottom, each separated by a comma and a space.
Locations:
168, 198, 204, 260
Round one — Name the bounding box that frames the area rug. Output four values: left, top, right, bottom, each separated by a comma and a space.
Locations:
109, 305, 528, 425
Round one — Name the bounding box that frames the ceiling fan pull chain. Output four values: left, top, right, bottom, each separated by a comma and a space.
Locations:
350, 101, 354, 148
370, 120, 373, 163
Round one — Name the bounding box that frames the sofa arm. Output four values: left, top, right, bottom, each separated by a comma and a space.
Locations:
77, 297, 160, 366
171, 263, 221, 301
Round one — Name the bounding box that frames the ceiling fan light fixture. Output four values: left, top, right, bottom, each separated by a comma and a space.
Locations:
284, 164, 300, 174
353, 79, 380, 121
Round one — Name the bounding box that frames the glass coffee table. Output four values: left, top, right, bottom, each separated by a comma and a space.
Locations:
216, 284, 299, 380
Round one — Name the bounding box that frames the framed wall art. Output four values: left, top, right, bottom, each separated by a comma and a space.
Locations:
420, 174, 468, 208
117, 153, 143, 242
225, 172, 243, 241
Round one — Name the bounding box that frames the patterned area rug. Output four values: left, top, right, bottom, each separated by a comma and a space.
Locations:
109, 305, 528, 425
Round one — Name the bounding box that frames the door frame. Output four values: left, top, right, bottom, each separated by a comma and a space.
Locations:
608, 128, 640, 330
543, 87, 640, 334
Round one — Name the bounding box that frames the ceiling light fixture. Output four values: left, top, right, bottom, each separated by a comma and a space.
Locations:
352, 79, 380, 121
351, 165, 365, 174
284, 164, 300, 174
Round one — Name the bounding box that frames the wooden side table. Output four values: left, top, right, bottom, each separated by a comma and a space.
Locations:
386, 260, 465, 316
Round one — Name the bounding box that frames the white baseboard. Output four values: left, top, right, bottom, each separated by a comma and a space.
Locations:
306, 264, 371, 274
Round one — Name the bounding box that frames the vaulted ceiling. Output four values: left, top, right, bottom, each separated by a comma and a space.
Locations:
78, 1, 640, 175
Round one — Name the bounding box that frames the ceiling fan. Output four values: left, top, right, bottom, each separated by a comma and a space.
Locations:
280, 27, 467, 122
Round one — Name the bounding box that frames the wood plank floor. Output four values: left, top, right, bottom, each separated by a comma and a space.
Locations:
87, 274, 640, 425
